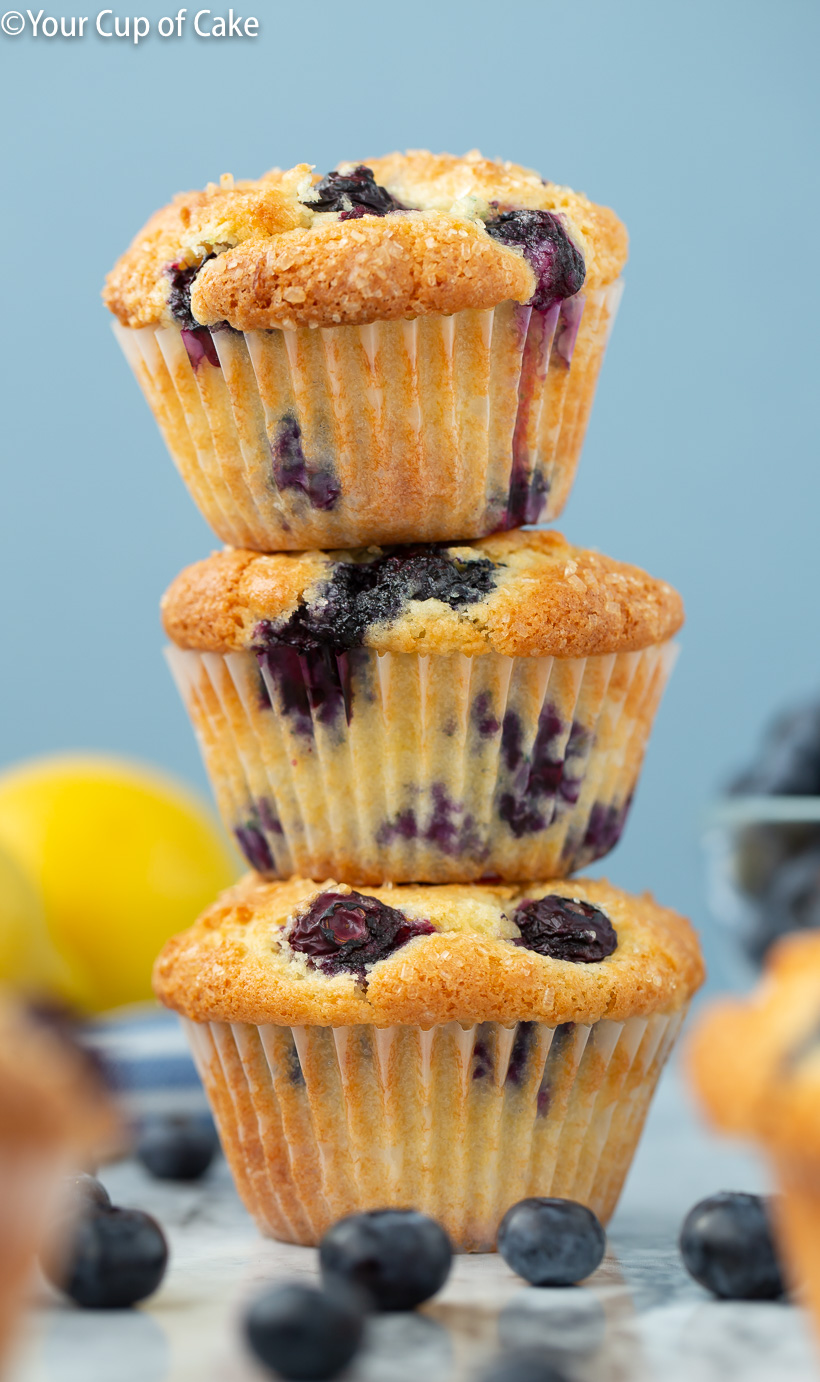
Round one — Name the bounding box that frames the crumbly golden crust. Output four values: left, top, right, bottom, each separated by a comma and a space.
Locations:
689, 933, 820, 1161
190, 212, 535, 331
153, 875, 703, 1028
104, 150, 627, 331
160, 531, 683, 660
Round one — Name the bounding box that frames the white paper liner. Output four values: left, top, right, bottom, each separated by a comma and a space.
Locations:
183, 1008, 684, 1250
114, 281, 622, 551
166, 639, 677, 884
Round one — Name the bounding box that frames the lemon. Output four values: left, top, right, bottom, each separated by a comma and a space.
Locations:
0, 755, 238, 1013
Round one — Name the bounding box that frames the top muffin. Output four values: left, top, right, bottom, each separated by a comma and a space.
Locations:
104, 150, 627, 332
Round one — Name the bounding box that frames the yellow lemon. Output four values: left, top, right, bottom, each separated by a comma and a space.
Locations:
0, 839, 81, 999
0, 755, 239, 1013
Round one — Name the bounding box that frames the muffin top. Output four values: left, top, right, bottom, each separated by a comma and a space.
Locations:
153, 875, 703, 1028
162, 531, 683, 661
689, 933, 820, 1163
0, 998, 112, 1150
103, 150, 628, 332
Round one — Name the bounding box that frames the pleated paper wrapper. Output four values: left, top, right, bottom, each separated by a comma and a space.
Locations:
166, 637, 676, 884
183, 1008, 685, 1251
115, 281, 622, 550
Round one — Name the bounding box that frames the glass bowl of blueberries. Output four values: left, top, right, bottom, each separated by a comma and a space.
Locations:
705, 700, 820, 973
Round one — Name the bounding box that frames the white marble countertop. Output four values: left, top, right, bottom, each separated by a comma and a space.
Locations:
9, 1063, 817, 1382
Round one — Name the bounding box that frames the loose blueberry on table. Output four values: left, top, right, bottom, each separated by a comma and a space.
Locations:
136, 1113, 219, 1182
479, 1354, 570, 1382
62, 1171, 111, 1213
42, 1202, 169, 1309
497, 1197, 606, 1286
679, 1192, 786, 1300
513, 895, 617, 963
243, 1281, 365, 1381
288, 891, 435, 976
319, 1208, 453, 1311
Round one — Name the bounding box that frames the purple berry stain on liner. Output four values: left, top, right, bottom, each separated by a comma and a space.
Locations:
271, 415, 341, 511
255, 646, 353, 735
166, 255, 234, 370
376, 784, 484, 860
497, 705, 573, 838
301, 166, 405, 219
485, 209, 585, 312
288, 891, 435, 977
234, 797, 283, 873
505, 1022, 536, 1086
513, 895, 617, 963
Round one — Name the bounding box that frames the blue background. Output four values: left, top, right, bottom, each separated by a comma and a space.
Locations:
1, 0, 818, 989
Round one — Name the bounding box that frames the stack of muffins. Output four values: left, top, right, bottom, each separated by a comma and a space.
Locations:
104, 150, 703, 1251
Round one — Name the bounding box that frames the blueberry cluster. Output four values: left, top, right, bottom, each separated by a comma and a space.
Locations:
253, 544, 498, 652
301, 164, 404, 219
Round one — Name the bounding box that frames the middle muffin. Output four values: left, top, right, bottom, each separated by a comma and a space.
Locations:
163, 530, 682, 883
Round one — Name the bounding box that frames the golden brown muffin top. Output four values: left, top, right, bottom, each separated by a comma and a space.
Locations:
0, 998, 112, 1150
689, 933, 820, 1163
161, 531, 683, 660
153, 875, 703, 1028
104, 150, 627, 331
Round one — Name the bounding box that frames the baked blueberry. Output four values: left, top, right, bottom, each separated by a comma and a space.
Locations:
319, 1208, 453, 1310
497, 1198, 606, 1285
302, 165, 403, 219
43, 1206, 169, 1308
254, 546, 497, 654
288, 891, 434, 976
679, 1192, 786, 1299
513, 896, 617, 963
136, 1115, 219, 1182
244, 1281, 365, 1380
478, 1355, 569, 1382
485, 210, 585, 311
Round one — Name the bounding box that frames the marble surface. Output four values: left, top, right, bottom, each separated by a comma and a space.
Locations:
9, 1062, 818, 1382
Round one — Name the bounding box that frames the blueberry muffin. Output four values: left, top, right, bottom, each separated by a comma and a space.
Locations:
0, 1001, 111, 1361
162, 529, 683, 884
689, 933, 820, 1342
154, 874, 702, 1250
105, 151, 627, 550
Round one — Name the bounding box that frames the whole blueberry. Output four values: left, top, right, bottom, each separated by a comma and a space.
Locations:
497, 1198, 606, 1286
479, 1354, 568, 1382
43, 1206, 169, 1308
679, 1192, 786, 1299
63, 1172, 111, 1212
244, 1282, 365, 1380
319, 1208, 452, 1310
136, 1115, 219, 1182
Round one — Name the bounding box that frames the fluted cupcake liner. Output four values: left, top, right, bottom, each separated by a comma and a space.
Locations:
114, 281, 622, 551
166, 638, 676, 884
183, 1009, 684, 1251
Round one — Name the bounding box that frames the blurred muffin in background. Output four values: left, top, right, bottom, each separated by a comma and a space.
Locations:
705, 698, 820, 967
0, 999, 112, 1364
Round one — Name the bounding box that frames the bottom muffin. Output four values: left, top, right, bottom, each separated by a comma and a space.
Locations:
154, 876, 703, 1251
689, 933, 820, 1343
